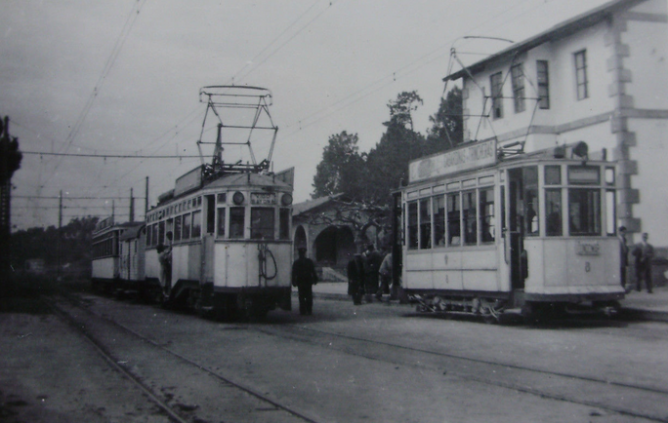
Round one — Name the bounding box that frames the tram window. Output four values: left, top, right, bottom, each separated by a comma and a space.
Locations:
146, 225, 153, 247
182, 213, 191, 239
174, 216, 182, 241
159, 221, 165, 245
545, 189, 562, 236
230, 207, 245, 239
479, 187, 495, 243
545, 165, 561, 185
251, 208, 275, 240
407, 201, 418, 250
463, 190, 477, 245
606, 190, 616, 236
419, 198, 432, 249
524, 167, 539, 236
217, 193, 226, 204
568, 189, 601, 236
605, 167, 615, 185
447, 193, 461, 246
152, 223, 158, 246
217, 208, 226, 237
279, 208, 290, 240
433, 196, 446, 247
191, 210, 202, 238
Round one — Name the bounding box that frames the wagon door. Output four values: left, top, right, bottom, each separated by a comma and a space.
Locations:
200, 194, 216, 285
507, 168, 528, 291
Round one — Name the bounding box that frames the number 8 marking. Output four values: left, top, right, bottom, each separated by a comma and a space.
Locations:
585, 262, 591, 272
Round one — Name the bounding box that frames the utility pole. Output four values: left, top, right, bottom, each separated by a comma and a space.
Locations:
57, 190, 62, 281
145, 176, 149, 216
129, 188, 134, 223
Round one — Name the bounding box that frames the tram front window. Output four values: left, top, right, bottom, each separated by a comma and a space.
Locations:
251, 207, 275, 240
568, 189, 601, 236
545, 189, 562, 236
407, 201, 418, 250
419, 198, 432, 249
229, 207, 245, 239
217, 208, 226, 237
447, 193, 460, 246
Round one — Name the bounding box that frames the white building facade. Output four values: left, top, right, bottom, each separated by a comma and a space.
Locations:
445, 0, 668, 246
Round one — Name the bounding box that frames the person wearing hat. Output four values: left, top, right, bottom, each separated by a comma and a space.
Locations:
292, 247, 318, 315
632, 232, 655, 293
618, 226, 629, 290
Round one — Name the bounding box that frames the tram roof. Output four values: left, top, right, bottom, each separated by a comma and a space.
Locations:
119, 222, 145, 241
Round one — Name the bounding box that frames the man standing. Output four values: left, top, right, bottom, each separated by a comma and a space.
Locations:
292, 247, 318, 315
347, 253, 365, 305
633, 232, 654, 293
363, 244, 382, 302
618, 226, 629, 290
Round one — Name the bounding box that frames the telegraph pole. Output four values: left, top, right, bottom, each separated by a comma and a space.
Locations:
129, 188, 135, 223
145, 176, 149, 216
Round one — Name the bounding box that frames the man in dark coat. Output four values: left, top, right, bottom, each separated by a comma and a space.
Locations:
363, 244, 383, 302
618, 226, 629, 290
632, 232, 654, 293
292, 247, 318, 315
347, 254, 365, 305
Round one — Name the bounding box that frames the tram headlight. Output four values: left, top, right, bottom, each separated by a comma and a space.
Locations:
233, 191, 245, 205
281, 193, 293, 206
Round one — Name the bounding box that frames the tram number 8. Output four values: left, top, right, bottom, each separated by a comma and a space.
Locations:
585, 262, 591, 273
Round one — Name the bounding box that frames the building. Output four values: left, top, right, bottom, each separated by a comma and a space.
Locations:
444, 0, 667, 247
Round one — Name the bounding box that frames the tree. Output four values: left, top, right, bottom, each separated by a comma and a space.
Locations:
312, 131, 367, 200
426, 86, 464, 154
385, 90, 423, 132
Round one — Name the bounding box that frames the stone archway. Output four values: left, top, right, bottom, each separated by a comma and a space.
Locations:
314, 225, 356, 268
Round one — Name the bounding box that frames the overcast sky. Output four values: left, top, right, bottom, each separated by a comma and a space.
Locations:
1, 0, 612, 230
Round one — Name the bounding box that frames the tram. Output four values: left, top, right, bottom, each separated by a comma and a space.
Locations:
399, 140, 624, 321
91, 217, 143, 293
92, 86, 295, 319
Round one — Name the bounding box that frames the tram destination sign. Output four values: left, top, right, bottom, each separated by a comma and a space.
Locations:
408, 139, 497, 183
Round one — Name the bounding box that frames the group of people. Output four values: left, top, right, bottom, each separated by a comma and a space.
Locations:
291, 244, 405, 315
618, 227, 655, 293
347, 245, 402, 305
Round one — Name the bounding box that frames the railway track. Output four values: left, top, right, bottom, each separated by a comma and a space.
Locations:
253, 320, 668, 422
44, 294, 320, 423
50, 291, 668, 423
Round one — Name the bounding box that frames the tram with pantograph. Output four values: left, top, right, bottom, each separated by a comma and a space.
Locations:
92, 86, 295, 320
399, 139, 624, 322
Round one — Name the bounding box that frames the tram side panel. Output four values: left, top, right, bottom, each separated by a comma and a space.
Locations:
92, 257, 118, 281
460, 247, 501, 292
532, 238, 622, 298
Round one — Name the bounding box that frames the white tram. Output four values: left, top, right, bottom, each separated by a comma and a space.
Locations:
91, 217, 143, 293
400, 140, 624, 321
144, 168, 294, 318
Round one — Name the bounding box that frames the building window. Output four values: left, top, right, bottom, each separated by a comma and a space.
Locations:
536, 60, 550, 109
490, 72, 504, 119
574, 50, 588, 100
511, 63, 525, 113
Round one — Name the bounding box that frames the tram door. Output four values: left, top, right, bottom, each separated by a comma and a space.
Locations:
200, 195, 216, 284
507, 168, 528, 290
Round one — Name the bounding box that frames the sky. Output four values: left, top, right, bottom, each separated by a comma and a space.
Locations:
1, 0, 614, 230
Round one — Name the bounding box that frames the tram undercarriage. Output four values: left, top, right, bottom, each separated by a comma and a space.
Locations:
409, 291, 623, 323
